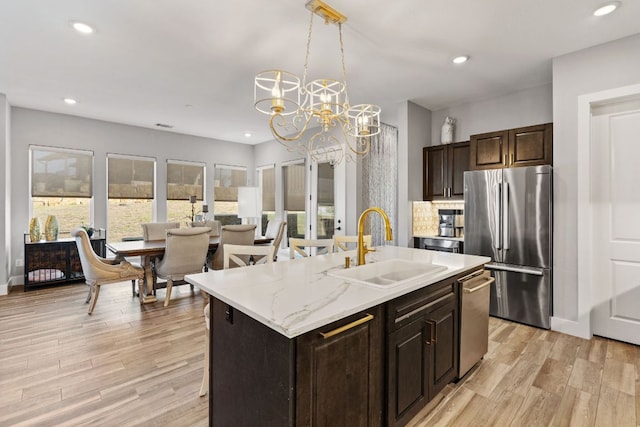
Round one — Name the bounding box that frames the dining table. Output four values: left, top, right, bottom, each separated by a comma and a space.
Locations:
106, 236, 272, 303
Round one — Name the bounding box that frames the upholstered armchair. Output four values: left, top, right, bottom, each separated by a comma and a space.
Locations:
71, 228, 144, 314
154, 227, 211, 307
188, 220, 221, 237
141, 222, 180, 241
209, 224, 257, 270
263, 220, 287, 260
140, 222, 181, 293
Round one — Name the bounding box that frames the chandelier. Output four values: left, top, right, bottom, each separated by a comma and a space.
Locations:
254, 0, 381, 164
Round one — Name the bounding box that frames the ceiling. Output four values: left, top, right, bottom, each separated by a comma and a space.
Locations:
1, 0, 638, 144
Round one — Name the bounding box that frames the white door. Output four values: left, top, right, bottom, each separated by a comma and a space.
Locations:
591, 97, 640, 345
308, 159, 345, 241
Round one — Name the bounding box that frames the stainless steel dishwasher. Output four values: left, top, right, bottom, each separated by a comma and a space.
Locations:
458, 269, 494, 378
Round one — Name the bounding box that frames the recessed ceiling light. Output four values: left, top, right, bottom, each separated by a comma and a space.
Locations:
452, 56, 469, 64
63, 98, 77, 105
71, 21, 94, 34
244, 132, 252, 138
593, 2, 620, 16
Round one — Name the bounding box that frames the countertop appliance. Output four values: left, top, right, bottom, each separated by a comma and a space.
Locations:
438, 209, 464, 237
464, 165, 552, 329
458, 269, 494, 378
414, 236, 463, 253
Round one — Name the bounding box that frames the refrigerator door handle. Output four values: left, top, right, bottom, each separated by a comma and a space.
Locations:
503, 182, 510, 250
494, 183, 501, 249
485, 263, 544, 276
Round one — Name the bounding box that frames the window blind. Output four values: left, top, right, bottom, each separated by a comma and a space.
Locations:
283, 162, 305, 211
261, 166, 276, 211
167, 160, 204, 201
107, 155, 155, 199
31, 146, 93, 198
214, 166, 246, 202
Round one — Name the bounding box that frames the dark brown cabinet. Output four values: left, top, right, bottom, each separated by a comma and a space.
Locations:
23, 235, 106, 291
208, 269, 482, 427
423, 141, 470, 200
210, 298, 383, 426
386, 278, 459, 426
297, 306, 384, 426
470, 123, 553, 170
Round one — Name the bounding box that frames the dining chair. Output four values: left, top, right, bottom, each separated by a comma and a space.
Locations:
289, 238, 334, 259
140, 222, 181, 294
263, 219, 287, 261
200, 243, 275, 396
188, 219, 221, 237
71, 228, 144, 314
334, 234, 372, 252
223, 244, 276, 269
141, 222, 180, 241
209, 224, 257, 270
154, 227, 211, 307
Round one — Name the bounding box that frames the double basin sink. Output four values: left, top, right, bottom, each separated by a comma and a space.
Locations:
327, 259, 447, 288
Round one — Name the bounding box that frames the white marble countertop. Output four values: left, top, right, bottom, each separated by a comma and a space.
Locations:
186, 246, 489, 339
413, 235, 464, 242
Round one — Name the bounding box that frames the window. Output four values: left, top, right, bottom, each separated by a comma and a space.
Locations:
166, 160, 205, 223
258, 165, 276, 233
31, 146, 93, 238
214, 165, 247, 226
107, 154, 155, 242
283, 161, 306, 239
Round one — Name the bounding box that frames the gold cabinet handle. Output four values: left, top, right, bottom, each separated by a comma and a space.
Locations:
510, 153, 514, 165
463, 277, 495, 293
319, 314, 374, 339
503, 154, 507, 166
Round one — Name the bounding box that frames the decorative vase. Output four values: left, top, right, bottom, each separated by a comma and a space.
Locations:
441, 116, 455, 144
44, 215, 59, 241
29, 217, 41, 242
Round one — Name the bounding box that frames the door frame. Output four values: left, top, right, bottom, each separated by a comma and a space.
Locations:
565, 82, 640, 339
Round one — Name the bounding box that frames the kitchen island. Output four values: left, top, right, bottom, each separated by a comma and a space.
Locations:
186, 246, 490, 426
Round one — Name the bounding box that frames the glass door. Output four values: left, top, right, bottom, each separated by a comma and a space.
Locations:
309, 159, 345, 240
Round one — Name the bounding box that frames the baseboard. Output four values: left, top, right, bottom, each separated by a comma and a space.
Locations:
551, 316, 591, 340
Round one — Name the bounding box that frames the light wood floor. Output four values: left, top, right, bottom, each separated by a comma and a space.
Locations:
1, 282, 638, 426
410, 313, 640, 427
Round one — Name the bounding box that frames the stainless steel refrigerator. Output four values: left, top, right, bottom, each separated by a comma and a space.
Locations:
463, 165, 552, 329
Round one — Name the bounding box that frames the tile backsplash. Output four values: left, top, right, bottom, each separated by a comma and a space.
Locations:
412, 201, 464, 236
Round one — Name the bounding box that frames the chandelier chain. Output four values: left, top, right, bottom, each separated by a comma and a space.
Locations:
338, 23, 350, 106
302, 9, 315, 89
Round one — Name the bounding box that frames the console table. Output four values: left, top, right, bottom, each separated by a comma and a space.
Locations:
23, 232, 107, 291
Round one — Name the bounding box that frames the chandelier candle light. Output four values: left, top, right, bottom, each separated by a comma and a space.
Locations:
254, 0, 381, 164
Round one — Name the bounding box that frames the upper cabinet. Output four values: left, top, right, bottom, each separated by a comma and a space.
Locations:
423, 141, 470, 201
469, 123, 553, 170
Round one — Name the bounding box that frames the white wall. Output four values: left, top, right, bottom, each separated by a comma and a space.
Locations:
408, 103, 432, 202
431, 84, 553, 145
0, 94, 9, 294
9, 108, 254, 281
552, 33, 640, 335
396, 101, 432, 247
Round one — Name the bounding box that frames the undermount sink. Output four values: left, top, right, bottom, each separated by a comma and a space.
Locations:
327, 259, 447, 288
